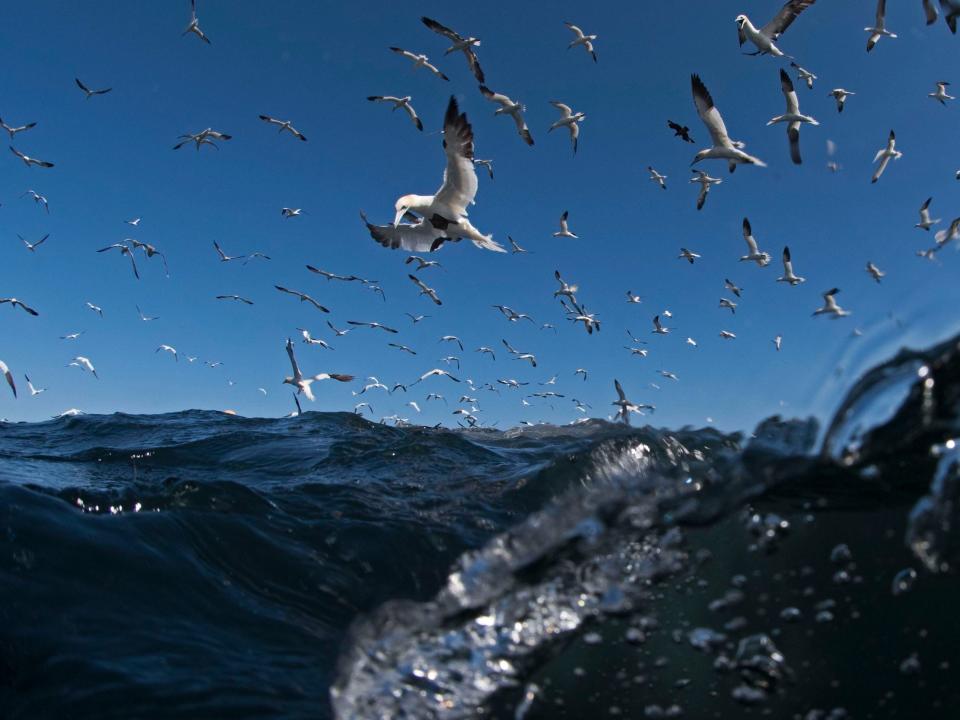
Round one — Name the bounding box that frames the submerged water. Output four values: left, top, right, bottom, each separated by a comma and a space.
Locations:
2, 335, 960, 718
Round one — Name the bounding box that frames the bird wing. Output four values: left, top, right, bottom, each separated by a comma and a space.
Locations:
691, 75, 732, 148
780, 68, 800, 115
550, 100, 573, 118
75, 78, 89, 93
924, 0, 939, 24
361, 211, 447, 253
433, 97, 478, 216
782, 246, 794, 273
564, 22, 586, 39
875, 0, 886, 27
762, 0, 817, 40
421, 16, 463, 42
408, 274, 430, 292
872, 154, 890, 183
0, 361, 15, 397
742, 219, 759, 253
614, 379, 626, 402
285, 339, 302, 380
479, 85, 510, 106
787, 121, 802, 164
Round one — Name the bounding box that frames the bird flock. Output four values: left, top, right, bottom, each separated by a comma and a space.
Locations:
1, 1, 958, 428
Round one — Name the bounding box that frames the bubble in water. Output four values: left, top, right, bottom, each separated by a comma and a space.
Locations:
891, 568, 917, 596
830, 544, 852, 564
900, 653, 921, 676
780, 607, 802, 622
688, 627, 726, 652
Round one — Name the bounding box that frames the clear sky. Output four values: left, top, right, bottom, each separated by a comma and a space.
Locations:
1, 0, 959, 430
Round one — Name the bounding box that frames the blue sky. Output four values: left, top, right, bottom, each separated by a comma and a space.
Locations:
1, 0, 959, 430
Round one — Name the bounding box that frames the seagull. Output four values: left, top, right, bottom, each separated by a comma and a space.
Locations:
183, 0, 211, 43
724, 279, 742, 297
75, 77, 112, 99
10, 146, 54, 168
282, 339, 353, 401
439, 335, 463, 351
865, 0, 897, 52
740, 219, 772, 266
474, 158, 494, 180
720, 298, 737, 313
478, 86, 534, 146
156, 344, 178, 361
553, 270, 579, 301
769, 68, 819, 165
648, 166, 667, 189
790, 62, 817, 89
421, 17, 485, 83
0, 297, 39, 316
652, 315, 671, 335
813, 288, 851, 318
773, 335, 783, 351
347, 320, 398, 333
871, 130, 901, 184
258, 115, 308, 141
0, 117, 36, 140
408, 274, 442, 305
281, 207, 305, 218
828, 89, 855, 113
69, 356, 98, 379
777, 246, 805, 285
86, 302, 103, 317
19, 233, 48, 252
366, 95, 424, 132
413, 368, 461, 385
548, 101, 584, 155
362, 97, 503, 253
690, 170, 722, 210
0, 361, 15, 397
668, 120, 695, 143
388, 343, 416, 355
553, 210, 578, 238
216, 294, 254, 305
508, 236, 529, 254
274, 286, 329, 313
866, 261, 886, 283
626, 291, 643, 304
929, 81, 955, 105
24, 374, 45, 396
678, 248, 701, 264
916, 197, 941, 231
564, 21, 598, 62
60, 331, 84, 340
735, 0, 817, 57
719, 330, 737, 340
691, 75, 766, 171
96, 243, 140, 279
389, 47, 448, 81
21, 189, 49, 213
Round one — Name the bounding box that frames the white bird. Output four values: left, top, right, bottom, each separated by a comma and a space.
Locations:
773, 335, 783, 351
24, 374, 45, 396
736, 0, 817, 57
720, 298, 737, 313
69, 356, 98, 379
75, 77, 112, 99
413, 368, 461, 385
690, 170, 722, 210
183, 0, 211, 43
509, 236, 529, 254
626, 291, 643, 304
813, 288, 851, 318
439, 335, 463, 352
61, 331, 83, 340
658, 370, 679, 381
866, 261, 886, 283
327, 321, 350, 337
19, 233, 48, 252
574, 368, 588, 381
474, 159, 494, 180
10, 145, 54, 168
478, 86, 534, 146
686, 337, 698, 347
258, 115, 307, 141
0, 117, 36, 140
777, 246, 805, 285
548, 101, 584, 155
720, 330, 737, 340
96, 243, 140, 279
929, 81, 955, 105
362, 97, 503, 253
0, 297, 39, 316
86, 302, 103, 317
612, 379, 653, 423
389, 47, 448, 81
137, 305, 159, 321
274, 286, 329, 313
865, 0, 897, 52
407, 401, 421, 414
916, 197, 941, 231
652, 315, 671, 335
281, 207, 304, 218
0, 361, 15, 397
476, 346, 496, 360
125, 217, 141, 226
408, 274, 442, 305
347, 320, 398, 333
21, 189, 49, 213
553, 210, 578, 238
740, 218, 772, 266
215, 294, 254, 305
724, 278, 743, 297
282, 339, 353, 401
648, 166, 667, 189
871, 130, 901, 184
625, 346, 649, 357
790, 62, 817, 89
156, 344, 178, 361
691, 74, 766, 172
298, 328, 333, 349
679, 248, 700, 264
935, 217, 960, 245
501, 339, 537, 367
405, 255, 442, 271
421, 17, 485, 83
769, 68, 819, 165
564, 21, 598, 62
367, 96, 423, 132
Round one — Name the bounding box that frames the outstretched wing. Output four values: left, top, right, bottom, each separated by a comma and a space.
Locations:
433, 96, 478, 216
762, 0, 817, 40
361, 211, 447, 253
285, 338, 301, 380
691, 75, 732, 149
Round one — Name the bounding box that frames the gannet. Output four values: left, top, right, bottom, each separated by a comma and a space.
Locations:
10, 146, 54, 168
790, 62, 817, 89
388, 343, 416, 355
96, 243, 140, 279
137, 305, 159, 320
553, 210, 578, 238
866, 261, 885, 283
777, 246, 805, 285
769, 68, 818, 164
19, 233, 48, 252
626, 291, 643, 304
479, 86, 534, 146
274, 286, 329, 313
935, 217, 960, 245
474, 158, 494, 180
69, 356, 98, 378
564, 22, 598, 62
679, 248, 701, 264
346, 320, 398, 333
0, 361, 15, 397
86, 302, 103, 317
548, 101, 584, 155
736, 0, 817, 57
408, 274, 442, 305
648, 166, 667, 189
916, 197, 940, 230
929, 81, 955, 105
24, 374, 45, 396
828, 89, 855, 113
0, 117, 36, 140
75, 77, 111, 99
367, 96, 423, 132
773, 335, 783, 351
866, 0, 896, 52
871, 130, 901, 184
183, 0, 211, 43
813, 288, 851, 317
389, 47, 449, 81
215, 294, 253, 305
156, 344, 178, 361
720, 298, 737, 313
282, 338, 352, 401
0, 298, 39, 316
652, 315, 671, 335
720, 330, 737, 339
740, 218, 772, 266
509, 236, 529, 254
691, 75, 766, 171
421, 17, 485, 83
690, 170, 721, 210
258, 115, 308, 141
724, 278, 742, 297
21, 189, 49, 213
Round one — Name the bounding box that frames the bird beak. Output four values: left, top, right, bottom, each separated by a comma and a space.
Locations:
393, 208, 407, 228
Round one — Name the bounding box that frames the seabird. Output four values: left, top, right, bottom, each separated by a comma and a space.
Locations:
935, 217, 960, 245
421, 17, 485, 83
258, 115, 308, 141
367, 96, 423, 132
916, 197, 941, 230
658, 370, 679, 381
652, 314, 671, 335
75, 77, 112, 99
720, 298, 737, 313
69, 356, 98, 378
183, 0, 211, 43
736, 0, 817, 57
501, 339, 537, 367
274, 286, 330, 313
127, 239, 169, 275
686, 337, 698, 347
282, 338, 353, 401
478, 86, 534, 146
408, 274, 442, 305
777, 246, 805, 285
724, 278, 743, 297
626, 291, 643, 304
691, 75, 766, 171
509, 236, 529, 254
96, 243, 140, 279
406, 255, 442, 271
866, 261, 886, 283
126, 217, 141, 226
769, 68, 818, 165
346, 320, 398, 333
86, 302, 103, 317
668, 120, 695, 143
548, 101, 584, 155
136, 305, 159, 320
813, 288, 851, 317
19, 233, 48, 252
773, 335, 783, 351
648, 166, 667, 189
553, 270, 579, 303
740, 218, 772, 266
493, 305, 535, 323
298, 328, 333, 349
553, 210, 578, 238
865, 0, 897, 52
21, 189, 49, 213
720, 330, 737, 339
625, 346, 649, 357
0, 298, 39, 316
871, 130, 901, 184
679, 247, 701, 264
476, 346, 496, 360
388, 343, 416, 355
281, 208, 304, 218
216, 294, 254, 305
439, 335, 463, 351
929, 81, 955, 105
10, 146, 54, 168
213, 241, 245, 262
828, 89, 855, 113
0, 117, 36, 140
790, 62, 817, 89
24, 374, 45, 396
388, 47, 448, 81
0, 361, 15, 397
412, 368, 460, 385
173, 128, 231, 151
690, 170, 722, 210
474, 158, 494, 180
564, 21, 598, 62
156, 344, 178, 361
403, 314, 428, 325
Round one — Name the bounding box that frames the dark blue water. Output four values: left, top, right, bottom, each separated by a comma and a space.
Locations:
3, 335, 960, 719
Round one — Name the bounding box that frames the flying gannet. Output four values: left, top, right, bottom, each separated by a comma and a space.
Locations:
548, 101, 584, 155
389, 47, 449, 81
916, 197, 941, 231
75, 77, 112, 99
282, 338, 352, 401
929, 81, 955, 105
564, 22, 598, 62
10, 146, 54, 168
813, 288, 851, 317
367, 96, 423, 131
865, 0, 896, 52
740, 218, 772, 266
183, 0, 211, 43
736, 0, 817, 57
258, 115, 308, 141
777, 246, 805, 285
769, 68, 819, 165
478, 86, 534, 145
553, 210, 578, 238
0, 117, 36, 140
691, 75, 766, 172
828, 89, 855, 113
421, 17, 485, 83
871, 130, 901, 184
690, 170, 722, 210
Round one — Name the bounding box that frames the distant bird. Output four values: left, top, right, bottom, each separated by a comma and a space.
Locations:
216, 294, 254, 305
403, 314, 428, 325
439, 335, 463, 351
173, 128, 231, 151
690, 170, 722, 210
509, 236, 528, 254
68, 356, 98, 379
406, 255, 442, 271
213, 241, 245, 262
813, 288, 851, 318
720, 298, 737, 313
648, 166, 667, 190
719, 330, 737, 340
298, 328, 333, 349
0, 361, 15, 397
502, 339, 537, 367
61, 331, 84, 340
478, 86, 534, 146
389, 47, 448, 80
735, 0, 817, 57
691, 75, 766, 171
865, 0, 896, 52
10, 146, 54, 168
0, 297, 39, 316
0, 117, 36, 140
183, 0, 211, 43
866, 261, 886, 283
156, 344, 178, 361
625, 346, 649, 357
916, 197, 941, 231
413, 368, 460, 385
136, 305, 159, 321
652, 315, 671, 335
564, 21, 598, 62
658, 370, 679, 381
274, 286, 329, 313
258, 115, 308, 141
790, 62, 817, 89
476, 346, 496, 360
686, 337, 698, 347
773, 335, 783, 351
679, 247, 701, 264
24, 374, 45, 396
740, 218, 772, 266
777, 246, 805, 285
553, 210, 578, 238
421, 17, 485, 83
21, 189, 49, 213
828, 88, 855, 113
281, 207, 304, 218
769, 68, 819, 165
96, 243, 140, 279
367, 96, 423, 131
548, 101, 584, 154
126, 217, 141, 226
408, 274, 442, 305
574, 368, 589, 381
127, 239, 169, 275
935, 217, 960, 245
871, 130, 901, 184
474, 158, 494, 180
347, 320, 398, 333
493, 305, 535, 323
929, 81, 955, 105
553, 270, 579, 301
388, 343, 416, 355
724, 278, 742, 297
75, 77, 112, 99
668, 120, 695, 143
19, 233, 48, 252
86, 302, 103, 317
282, 339, 353, 401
